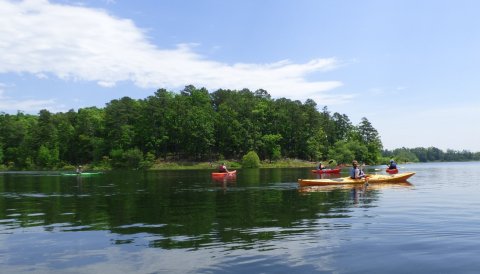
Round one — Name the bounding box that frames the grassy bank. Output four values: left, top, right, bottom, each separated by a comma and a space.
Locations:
0, 159, 319, 171
149, 159, 316, 170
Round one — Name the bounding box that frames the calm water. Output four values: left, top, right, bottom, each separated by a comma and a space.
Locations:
1, 162, 480, 273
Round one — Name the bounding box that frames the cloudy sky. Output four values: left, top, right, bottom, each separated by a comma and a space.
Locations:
1, 0, 480, 151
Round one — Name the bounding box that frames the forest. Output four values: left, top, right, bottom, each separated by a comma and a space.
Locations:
0, 85, 477, 170
383, 147, 480, 163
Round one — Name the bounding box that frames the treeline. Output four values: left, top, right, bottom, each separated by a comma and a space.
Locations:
383, 147, 480, 163
0, 85, 383, 170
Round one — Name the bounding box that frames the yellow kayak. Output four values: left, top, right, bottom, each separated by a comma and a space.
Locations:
298, 172, 415, 187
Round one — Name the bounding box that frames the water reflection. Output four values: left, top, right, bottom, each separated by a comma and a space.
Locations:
0, 170, 385, 244
0, 168, 418, 273
299, 182, 413, 193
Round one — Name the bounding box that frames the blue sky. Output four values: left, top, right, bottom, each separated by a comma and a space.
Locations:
1, 0, 480, 151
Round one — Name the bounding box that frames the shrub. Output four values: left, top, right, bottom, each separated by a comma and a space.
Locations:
242, 151, 260, 168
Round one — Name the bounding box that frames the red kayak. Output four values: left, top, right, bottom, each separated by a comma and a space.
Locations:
211, 170, 237, 177
386, 168, 399, 174
311, 168, 341, 174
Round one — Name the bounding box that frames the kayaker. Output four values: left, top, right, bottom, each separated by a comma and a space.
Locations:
387, 159, 397, 169
350, 160, 366, 179
317, 162, 325, 170
218, 163, 229, 173
76, 165, 83, 174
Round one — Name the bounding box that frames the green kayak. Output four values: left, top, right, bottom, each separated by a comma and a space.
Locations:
61, 172, 103, 176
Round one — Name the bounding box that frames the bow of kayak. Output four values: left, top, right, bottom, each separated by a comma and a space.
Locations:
386, 168, 399, 174
211, 170, 237, 177
298, 172, 415, 187
61, 172, 103, 176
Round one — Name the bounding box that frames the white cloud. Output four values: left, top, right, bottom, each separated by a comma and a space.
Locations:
0, 0, 345, 104
0, 88, 63, 113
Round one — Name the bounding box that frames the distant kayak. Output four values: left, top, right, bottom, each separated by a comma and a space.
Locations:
298, 172, 415, 187
62, 172, 103, 176
386, 168, 399, 174
311, 168, 341, 174
211, 170, 237, 177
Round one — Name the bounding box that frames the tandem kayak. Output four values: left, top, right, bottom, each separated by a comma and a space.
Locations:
311, 168, 341, 174
386, 168, 399, 174
211, 170, 237, 177
298, 172, 415, 187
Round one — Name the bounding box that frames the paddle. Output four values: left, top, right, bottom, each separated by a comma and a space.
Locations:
329, 159, 338, 167
361, 162, 369, 186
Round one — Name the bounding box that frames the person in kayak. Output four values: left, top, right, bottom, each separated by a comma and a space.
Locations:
350, 160, 366, 179
317, 162, 325, 170
76, 165, 83, 174
218, 163, 229, 173
387, 159, 397, 170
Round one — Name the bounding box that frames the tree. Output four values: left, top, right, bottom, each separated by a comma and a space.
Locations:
177, 86, 216, 160
0, 86, 389, 168
394, 149, 419, 163
54, 111, 75, 164
261, 134, 282, 162
328, 141, 354, 164
356, 117, 383, 164
140, 89, 174, 159
74, 107, 106, 164
242, 151, 260, 168
104, 97, 141, 151
332, 112, 353, 141
0, 145, 4, 165
37, 145, 59, 168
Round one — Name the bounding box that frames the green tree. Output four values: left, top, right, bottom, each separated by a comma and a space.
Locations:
305, 132, 325, 161
355, 117, 383, 164
123, 148, 144, 169
140, 89, 174, 159
54, 111, 75, 164
104, 97, 141, 151
74, 107, 106, 164
110, 148, 148, 169
394, 149, 419, 163
37, 145, 59, 168
328, 141, 354, 164
0, 145, 4, 165
242, 151, 260, 168
176, 86, 216, 160
261, 134, 282, 162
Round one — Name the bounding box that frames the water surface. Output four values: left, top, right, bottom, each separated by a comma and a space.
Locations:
1, 162, 480, 273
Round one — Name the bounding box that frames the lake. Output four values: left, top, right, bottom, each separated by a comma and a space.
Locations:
1, 162, 480, 273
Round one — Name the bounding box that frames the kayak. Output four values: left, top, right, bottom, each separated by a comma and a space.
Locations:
311, 168, 341, 174
62, 172, 103, 176
211, 170, 237, 177
386, 168, 399, 174
298, 172, 415, 187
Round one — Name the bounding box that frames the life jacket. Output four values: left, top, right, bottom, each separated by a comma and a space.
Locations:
350, 168, 356, 179
350, 167, 364, 179
359, 169, 365, 176
218, 165, 227, 173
